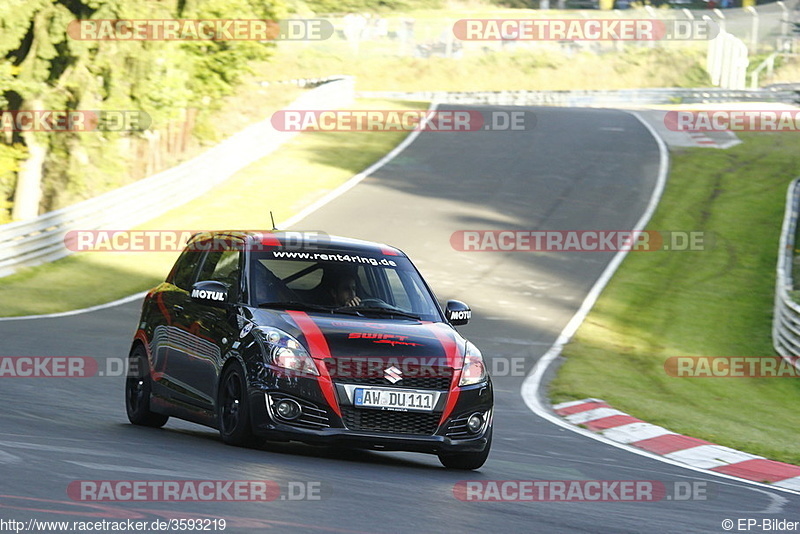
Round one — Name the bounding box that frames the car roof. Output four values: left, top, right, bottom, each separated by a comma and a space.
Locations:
186, 230, 406, 257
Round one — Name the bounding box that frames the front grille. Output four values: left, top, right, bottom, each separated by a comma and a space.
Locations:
334, 374, 452, 390
341, 407, 440, 435
267, 394, 332, 430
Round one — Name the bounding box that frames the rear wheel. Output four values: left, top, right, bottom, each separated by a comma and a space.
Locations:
438, 428, 492, 470
218, 362, 256, 447
125, 345, 169, 428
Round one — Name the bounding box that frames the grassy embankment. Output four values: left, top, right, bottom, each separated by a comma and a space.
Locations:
550, 133, 800, 466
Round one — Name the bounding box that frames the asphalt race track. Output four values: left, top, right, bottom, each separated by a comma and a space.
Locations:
1, 106, 797, 533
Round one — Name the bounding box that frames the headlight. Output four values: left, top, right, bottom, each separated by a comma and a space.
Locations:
459, 341, 487, 386
256, 327, 319, 376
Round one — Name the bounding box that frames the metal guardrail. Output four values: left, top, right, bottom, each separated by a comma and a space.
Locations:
0, 76, 355, 278
358, 87, 800, 106
773, 176, 800, 367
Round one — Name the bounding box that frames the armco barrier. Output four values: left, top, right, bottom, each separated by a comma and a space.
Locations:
0, 76, 355, 278
357, 87, 799, 106
773, 176, 800, 366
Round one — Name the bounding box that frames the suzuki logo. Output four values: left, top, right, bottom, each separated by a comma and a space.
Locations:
384, 366, 402, 384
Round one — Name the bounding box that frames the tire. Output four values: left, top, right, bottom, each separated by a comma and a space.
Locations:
438, 428, 492, 470
125, 345, 169, 428
218, 362, 256, 447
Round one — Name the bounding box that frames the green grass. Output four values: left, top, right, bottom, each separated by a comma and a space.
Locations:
264, 44, 710, 92
0, 99, 423, 317
549, 132, 800, 466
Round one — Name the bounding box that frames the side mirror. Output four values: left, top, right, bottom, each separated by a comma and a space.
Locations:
190, 280, 229, 308
445, 300, 471, 326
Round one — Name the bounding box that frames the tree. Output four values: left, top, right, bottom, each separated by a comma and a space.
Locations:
1, 0, 284, 222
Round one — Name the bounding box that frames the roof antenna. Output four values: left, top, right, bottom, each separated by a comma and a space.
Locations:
270, 211, 278, 231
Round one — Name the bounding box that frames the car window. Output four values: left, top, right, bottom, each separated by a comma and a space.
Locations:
208, 250, 240, 283
170, 249, 204, 291
250, 250, 442, 320
386, 269, 413, 310
265, 260, 322, 291
197, 247, 242, 300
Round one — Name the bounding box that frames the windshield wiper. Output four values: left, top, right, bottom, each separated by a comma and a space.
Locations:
258, 301, 333, 313
334, 306, 421, 320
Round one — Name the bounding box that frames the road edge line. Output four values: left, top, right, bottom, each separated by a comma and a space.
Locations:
0, 291, 150, 322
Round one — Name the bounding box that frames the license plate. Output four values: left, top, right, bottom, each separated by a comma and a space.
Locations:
354, 388, 435, 412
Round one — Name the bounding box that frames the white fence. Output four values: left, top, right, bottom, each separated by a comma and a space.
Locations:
773, 177, 800, 368
707, 28, 750, 89
0, 76, 355, 278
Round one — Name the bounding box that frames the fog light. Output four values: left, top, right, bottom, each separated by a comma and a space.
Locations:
275, 399, 302, 420
467, 413, 484, 434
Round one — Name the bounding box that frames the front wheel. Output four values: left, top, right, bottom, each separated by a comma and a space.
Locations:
218, 362, 256, 447
125, 345, 169, 428
438, 428, 492, 470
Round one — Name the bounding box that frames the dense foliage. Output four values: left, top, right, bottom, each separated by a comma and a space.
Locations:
0, 0, 283, 223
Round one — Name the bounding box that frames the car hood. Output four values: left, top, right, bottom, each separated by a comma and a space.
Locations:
251, 309, 466, 366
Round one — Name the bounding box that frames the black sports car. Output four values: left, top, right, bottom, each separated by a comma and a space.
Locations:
126, 231, 493, 469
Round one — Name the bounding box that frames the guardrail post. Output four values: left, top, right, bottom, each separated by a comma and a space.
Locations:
745, 6, 760, 54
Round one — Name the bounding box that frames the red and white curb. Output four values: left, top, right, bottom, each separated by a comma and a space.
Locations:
554, 398, 800, 492
686, 131, 718, 147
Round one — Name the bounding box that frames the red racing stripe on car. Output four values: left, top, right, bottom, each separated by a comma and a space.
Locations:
285, 310, 341, 417
426, 324, 462, 425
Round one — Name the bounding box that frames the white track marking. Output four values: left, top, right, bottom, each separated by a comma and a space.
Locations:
0, 291, 148, 322
599, 422, 675, 444
663, 445, 764, 469
776, 477, 800, 491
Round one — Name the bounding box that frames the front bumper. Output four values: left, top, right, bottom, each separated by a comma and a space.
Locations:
246, 376, 493, 455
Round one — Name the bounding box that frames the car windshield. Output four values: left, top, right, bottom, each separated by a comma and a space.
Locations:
249, 249, 442, 321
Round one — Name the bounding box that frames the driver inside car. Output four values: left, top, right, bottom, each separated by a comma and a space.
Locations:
330, 273, 362, 308
321, 268, 362, 307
